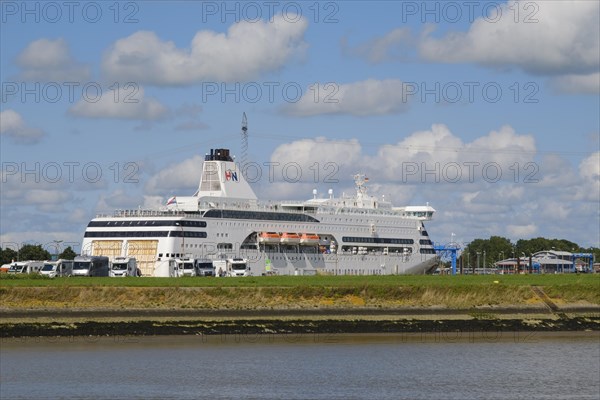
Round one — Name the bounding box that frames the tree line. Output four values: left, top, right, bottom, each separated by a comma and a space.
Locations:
0, 245, 77, 265
460, 236, 599, 268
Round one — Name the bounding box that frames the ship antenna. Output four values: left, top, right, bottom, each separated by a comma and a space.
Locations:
241, 112, 248, 172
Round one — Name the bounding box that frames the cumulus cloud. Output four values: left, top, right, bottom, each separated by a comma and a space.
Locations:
419, 1, 599, 76
0, 110, 45, 144
342, 28, 413, 63
579, 152, 600, 182
551, 72, 600, 94
95, 189, 144, 212
102, 16, 307, 85
144, 155, 204, 195
345, 2, 598, 94
17, 38, 91, 82
286, 79, 411, 116
506, 224, 538, 238
69, 85, 168, 120
368, 124, 536, 182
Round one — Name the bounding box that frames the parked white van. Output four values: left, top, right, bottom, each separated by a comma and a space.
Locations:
178, 258, 196, 277
110, 257, 138, 277
40, 259, 74, 278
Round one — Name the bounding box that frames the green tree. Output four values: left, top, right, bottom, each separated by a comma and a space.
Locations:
462, 236, 513, 269
0, 247, 18, 264
58, 246, 77, 260
17, 244, 51, 261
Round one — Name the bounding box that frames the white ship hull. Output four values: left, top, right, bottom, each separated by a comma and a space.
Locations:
81, 144, 439, 276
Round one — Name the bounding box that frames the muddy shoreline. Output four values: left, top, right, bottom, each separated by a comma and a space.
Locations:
2, 311, 598, 337
2, 318, 599, 338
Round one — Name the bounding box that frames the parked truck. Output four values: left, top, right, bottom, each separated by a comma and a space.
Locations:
72, 255, 109, 277
213, 258, 248, 277
110, 257, 139, 277
177, 258, 196, 277
40, 259, 74, 278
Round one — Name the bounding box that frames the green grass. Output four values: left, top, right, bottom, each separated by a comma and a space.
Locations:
2, 274, 598, 309
1, 273, 598, 288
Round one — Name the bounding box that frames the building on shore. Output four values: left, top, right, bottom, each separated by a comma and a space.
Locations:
494, 250, 594, 274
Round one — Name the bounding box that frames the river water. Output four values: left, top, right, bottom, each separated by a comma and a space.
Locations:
1, 333, 599, 400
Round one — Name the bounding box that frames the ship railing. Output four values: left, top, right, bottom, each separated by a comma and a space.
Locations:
95, 209, 192, 218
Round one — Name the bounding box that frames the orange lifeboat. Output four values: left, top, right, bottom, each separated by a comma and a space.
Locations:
280, 232, 301, 244
258, 232, 281, 244
300, 233, 320, 245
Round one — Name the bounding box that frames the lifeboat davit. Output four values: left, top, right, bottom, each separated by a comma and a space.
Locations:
258, 232, 281, 244
280, 232, 301, 244
300, 233, 320, 245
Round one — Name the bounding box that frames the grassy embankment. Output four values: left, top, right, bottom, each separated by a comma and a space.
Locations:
1, 274, 598, 310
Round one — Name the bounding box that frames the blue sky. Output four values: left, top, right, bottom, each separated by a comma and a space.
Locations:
1, 0, 599, 254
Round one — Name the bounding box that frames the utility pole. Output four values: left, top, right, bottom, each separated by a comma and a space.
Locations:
483, 250, 486, 275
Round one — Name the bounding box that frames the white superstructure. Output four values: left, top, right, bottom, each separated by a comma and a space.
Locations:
82, 147, 439, 276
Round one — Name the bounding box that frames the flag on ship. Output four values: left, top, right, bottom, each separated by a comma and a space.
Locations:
166, 196, 177, 205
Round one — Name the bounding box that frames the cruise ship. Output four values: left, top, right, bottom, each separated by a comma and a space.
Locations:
82, 147, 439, 276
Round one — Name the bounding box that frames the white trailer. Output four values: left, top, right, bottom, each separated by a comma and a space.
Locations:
153, 259, 181, 277
110, 257, 138, 277
7, 261, 44, 274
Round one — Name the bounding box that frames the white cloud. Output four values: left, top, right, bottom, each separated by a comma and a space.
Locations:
95, 189, 143, 212
144, 155, 204, 195
270, 137, 361, 172
342, 28, 413, 63
286, 79, 411, 116
102, 16, 307, 85
551, 72, 600, 94
369, 124, 536, 182
419, 1, 599, 76
346, 2, 599, 94
506, 224, 538, 238
0, 110, 44, 144
17, 38, 91, 82
69, 85, 168, 120
23, 190, 70, 205
579, 152, 600, 182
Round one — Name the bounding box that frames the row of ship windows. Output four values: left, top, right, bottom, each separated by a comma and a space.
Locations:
87, 220, 207, 227
342, 237, 415, 245
324, 217, 416, 226
203, 209, 319, 223
420, 239, 433, 245
84, 231, 207, 238
209, 221, 413, 235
